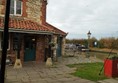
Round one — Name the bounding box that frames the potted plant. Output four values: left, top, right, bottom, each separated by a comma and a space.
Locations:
49, 42, 56, 50
49, 42, 55, 47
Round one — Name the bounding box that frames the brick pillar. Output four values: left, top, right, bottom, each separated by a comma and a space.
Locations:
1, 0, 5, 14
41, 0, 47, 24
22, 0, 28, 17
36, 35, 45, 63
20, 36, 24, 64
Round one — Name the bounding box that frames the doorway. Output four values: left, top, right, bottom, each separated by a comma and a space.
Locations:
24, 35, 36, 61
56, 37, 62, 57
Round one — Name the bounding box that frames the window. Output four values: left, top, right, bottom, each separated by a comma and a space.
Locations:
10, 0, 22, 15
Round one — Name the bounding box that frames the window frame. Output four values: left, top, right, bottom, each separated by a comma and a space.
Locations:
10, 0, 23, 16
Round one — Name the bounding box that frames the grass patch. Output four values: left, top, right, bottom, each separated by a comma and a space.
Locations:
67, 62, 108, 81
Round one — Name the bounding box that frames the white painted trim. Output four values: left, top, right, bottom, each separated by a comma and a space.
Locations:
10, 0, 22, 16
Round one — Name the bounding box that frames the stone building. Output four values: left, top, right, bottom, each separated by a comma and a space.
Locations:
0, 0, 67, 64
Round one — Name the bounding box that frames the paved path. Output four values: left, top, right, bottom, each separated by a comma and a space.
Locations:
5, 54, 118, 83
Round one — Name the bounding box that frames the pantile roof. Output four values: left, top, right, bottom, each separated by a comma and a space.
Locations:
45, 23, 67, 36
0, 17, 52, 31
0, 17, 67, 36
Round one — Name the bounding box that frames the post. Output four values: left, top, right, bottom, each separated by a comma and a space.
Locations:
14, 34, 22, 68
88, 36, 90, 48
87, 31, 91, 49
87, 31, 91, 58
0, 0, 11, 83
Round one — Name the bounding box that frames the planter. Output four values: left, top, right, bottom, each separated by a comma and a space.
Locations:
46, 58, 52, 67
104, 59, 118, 77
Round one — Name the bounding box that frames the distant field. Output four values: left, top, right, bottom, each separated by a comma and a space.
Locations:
88, 51, 117, 60
90, 48, 118, 60
65, 48, 118, 61
91, 48, 118, 54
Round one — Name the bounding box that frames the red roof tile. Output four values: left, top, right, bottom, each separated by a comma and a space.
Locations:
0, 17, 67, 36
0, 17, 52, 32
45, 22, 67, 36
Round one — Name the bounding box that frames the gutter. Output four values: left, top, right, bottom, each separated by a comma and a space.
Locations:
0, 28, 53, 35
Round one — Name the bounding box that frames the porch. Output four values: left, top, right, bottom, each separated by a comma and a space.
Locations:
0, 32, 65, 64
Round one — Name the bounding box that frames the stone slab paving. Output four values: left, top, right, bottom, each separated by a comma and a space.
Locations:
5, 55, 118, 83
98, 78, 118, 83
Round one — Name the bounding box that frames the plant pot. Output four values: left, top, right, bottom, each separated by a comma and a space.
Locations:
104, 59, 118, 77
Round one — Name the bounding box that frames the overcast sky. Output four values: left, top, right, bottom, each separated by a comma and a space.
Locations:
47, 0, 118, 39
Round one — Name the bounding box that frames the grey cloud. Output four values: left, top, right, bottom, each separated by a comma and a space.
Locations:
47, 0, 118, 39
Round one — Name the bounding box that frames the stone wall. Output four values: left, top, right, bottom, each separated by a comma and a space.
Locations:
0, 0, 45, 24
26, 0, 42, 24
0, 1, 4, 16
62, 37, 66, 56
0, 5, 3, 15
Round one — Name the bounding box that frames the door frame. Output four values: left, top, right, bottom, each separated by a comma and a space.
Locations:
24, 35, 36, 61
56, 37, 62, 57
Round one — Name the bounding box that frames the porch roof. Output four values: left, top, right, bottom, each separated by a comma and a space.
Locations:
45, 23, 67, 36
0, 17, 67, 36
0, 17, 53, 34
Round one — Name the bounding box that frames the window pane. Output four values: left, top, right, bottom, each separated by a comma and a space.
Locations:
10, 0, 14, 14
16, 0, 22, 14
